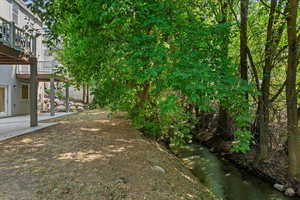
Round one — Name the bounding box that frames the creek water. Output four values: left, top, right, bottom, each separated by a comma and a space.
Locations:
175, 145, 300, 200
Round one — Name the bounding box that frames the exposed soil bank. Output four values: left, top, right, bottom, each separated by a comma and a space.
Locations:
0, 110, 216, 200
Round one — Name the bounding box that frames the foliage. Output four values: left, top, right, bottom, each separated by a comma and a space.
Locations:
30, 0, 254, 152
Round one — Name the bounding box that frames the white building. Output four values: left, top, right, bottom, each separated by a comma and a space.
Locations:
0, 0, 48, 117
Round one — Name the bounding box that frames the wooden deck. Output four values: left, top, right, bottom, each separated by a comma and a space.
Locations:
0, 43, 36, 65
0, 16, 36, 64
16, 74, 65, 82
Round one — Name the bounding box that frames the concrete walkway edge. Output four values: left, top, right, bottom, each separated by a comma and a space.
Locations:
0, 112, 76, 141
0, 122, 58, 141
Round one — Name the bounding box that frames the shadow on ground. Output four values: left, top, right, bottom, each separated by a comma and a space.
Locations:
0, 110, 216, 200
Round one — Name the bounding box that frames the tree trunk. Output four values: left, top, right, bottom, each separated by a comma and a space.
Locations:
216, 0, 234, 140
258, 0, 277, 160
240, 0, 249, 97
83, 84, 86, 104
286, 0, 299, 178
217, 106, 234, 140
86, 85, 90, 104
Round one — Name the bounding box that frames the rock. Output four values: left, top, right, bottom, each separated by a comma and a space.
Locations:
70, 106, 77, 111
273, 183, 285, 192
69, 101, 75, 106
44, 103, 50, 112
54, 99, 60, 105
296, 186, 300, 196
55, 99, 64, 106
196, 131, 214, 142
151, 166, 166, 174
243, 180, 249, 185
56, 105, 66, 112
77, 106, 84, 112
44, 98, 49, 103
284, 188, 295, 197
75, 102, 84, 107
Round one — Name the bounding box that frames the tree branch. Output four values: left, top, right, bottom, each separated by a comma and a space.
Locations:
270, 80, 287, 103
260, 0, 287, 16
246, 46, 260, 90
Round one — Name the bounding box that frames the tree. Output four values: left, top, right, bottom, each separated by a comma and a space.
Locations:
286, 0, 299, 177
212, 0, 235, 141
30, 0, 253, 151
240, 0, 249, 93
253, 0, 287, 160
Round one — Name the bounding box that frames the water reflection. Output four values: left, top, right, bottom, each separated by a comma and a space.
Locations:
176, 145, 299, 200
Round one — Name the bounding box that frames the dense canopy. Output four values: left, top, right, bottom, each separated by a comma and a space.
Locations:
29, 0, 300, 181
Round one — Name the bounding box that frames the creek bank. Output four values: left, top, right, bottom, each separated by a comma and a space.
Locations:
195, 132, 300, 198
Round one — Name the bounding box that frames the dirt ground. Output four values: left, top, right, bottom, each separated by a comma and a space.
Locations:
0, 110, 216, 200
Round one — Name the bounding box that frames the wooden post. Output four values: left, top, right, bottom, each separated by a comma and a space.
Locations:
65, 84, 70, 112
50, 77, 55, 116
32, 37, 37, 56
9, 22, 15, 48
30, 60, 38, 127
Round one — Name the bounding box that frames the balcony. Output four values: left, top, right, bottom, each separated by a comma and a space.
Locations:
17, 61, 58, 74
0, 10, 45, 127
0, 16, 36, 55
16, 61, 65, 82
0, 16, 36, 64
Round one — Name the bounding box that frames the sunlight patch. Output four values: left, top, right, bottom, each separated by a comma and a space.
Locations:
60, 121, 71, 124
111, 147, 126, 153
25, 158, 37, 162
80, 128, 100, 132
94, 119, 110, 123
90, 111, 105, 115
20, 138, 33, 144
115, 139, 132, 143
57, 150, 105, 162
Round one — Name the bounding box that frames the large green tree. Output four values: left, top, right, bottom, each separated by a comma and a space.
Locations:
30, 0, 253, 151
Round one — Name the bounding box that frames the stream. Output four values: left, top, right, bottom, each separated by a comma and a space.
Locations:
175, 145, 300, 200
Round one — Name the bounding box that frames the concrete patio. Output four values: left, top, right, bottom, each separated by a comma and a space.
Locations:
0, 112, 74, 141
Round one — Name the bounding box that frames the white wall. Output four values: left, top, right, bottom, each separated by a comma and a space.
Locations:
0, 0, 11, 20
0, 0, 44, 116
0, 66, 30, 115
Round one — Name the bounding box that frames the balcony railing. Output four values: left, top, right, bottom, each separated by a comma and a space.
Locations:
0, 16, 36, 56
16, 61, 58, 75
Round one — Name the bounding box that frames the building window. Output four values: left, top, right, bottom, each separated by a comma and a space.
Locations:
12, 3, 19, 25
21, 85, 29, 99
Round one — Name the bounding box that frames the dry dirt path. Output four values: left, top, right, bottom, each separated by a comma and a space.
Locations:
0, 110, 216, 200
